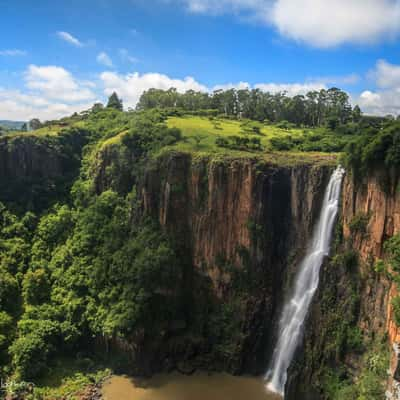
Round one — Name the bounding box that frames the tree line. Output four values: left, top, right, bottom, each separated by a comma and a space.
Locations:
136, 87, 362, 128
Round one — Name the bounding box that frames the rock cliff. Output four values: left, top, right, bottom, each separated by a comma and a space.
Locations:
287, 168, 400, 399
0, 131, 89, 211
139, 152, 334, 374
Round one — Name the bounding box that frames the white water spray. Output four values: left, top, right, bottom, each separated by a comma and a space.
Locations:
265, 166, 345, 397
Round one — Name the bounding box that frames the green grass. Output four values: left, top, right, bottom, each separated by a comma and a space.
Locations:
5, 125, 64, 138
166, 115, 306, 152
100, 129, 129, 148
161, 115, 338, 166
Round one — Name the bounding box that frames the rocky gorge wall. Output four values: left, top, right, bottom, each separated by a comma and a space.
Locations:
138, 152, 334, 374
342, 170, 400, 400
0, 132, 88, 211
287, 168, 400, 399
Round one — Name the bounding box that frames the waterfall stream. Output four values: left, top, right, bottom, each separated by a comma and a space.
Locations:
265, 166, 345, 396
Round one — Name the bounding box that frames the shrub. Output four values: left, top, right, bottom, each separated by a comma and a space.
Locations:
392, 296, 400, 327
349, 213, 370, 235
270, 136, 294, 151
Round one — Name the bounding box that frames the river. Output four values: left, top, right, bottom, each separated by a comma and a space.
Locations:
102, 373, 281, 400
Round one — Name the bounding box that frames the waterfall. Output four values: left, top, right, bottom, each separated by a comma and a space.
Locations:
265, 166, 345, 396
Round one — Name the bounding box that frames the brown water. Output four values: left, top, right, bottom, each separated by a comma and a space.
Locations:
102, 373, 282, 400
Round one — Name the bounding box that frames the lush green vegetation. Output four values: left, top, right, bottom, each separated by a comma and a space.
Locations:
323, 339, 389, 400
0, 104, 190, 397
343, 119, 400, 177
0, 88, 397, 398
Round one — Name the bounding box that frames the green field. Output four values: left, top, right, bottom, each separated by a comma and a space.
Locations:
166, 115, 305, 152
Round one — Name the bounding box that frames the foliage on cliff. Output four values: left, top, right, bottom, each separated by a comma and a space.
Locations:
343, 119, 400, 177
0, 107, 189, 397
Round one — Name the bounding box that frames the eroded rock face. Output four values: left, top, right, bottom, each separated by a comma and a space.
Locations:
287, 169, 400, 399
343, 171, 400, 400
140, 153, 332, 374
0, 134, 87, 211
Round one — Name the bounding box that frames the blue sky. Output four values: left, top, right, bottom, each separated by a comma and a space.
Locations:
1, 0, 400, 120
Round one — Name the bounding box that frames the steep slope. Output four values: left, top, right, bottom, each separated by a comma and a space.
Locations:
136, 152, 334, 374
287, 169, 399, 399
0, 129, 90, 212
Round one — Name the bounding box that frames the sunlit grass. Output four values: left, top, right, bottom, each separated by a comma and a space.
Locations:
166, 115, 306, 153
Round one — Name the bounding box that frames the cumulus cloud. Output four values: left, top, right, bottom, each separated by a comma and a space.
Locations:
0, 65, 97, 120
25, 65, 95, 102
213, 81, 251, 91
357, 90, 400, 116
354, 59, 400, 116
307, 74, 360, 86
213, 81, 328, 96
0, 88, 95, 121
0, 49, 27, 56
178, 0, 400, 47
369, 59, 400, 89
97, 52, 113, 67
255, 82, 326, 96
271, 0, 400, 47
56, 31, 84, 47
100, 71, 208, 108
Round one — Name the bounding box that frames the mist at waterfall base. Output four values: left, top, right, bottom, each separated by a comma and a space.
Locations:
265, 166, 345, 396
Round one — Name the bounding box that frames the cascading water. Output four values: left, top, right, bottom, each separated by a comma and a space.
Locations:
265, 166, 345, 397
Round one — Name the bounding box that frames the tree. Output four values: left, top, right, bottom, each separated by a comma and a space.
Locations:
107, 92, 123, 111
91, 102, 104, 113
352, 105, 362, 122
191, 134, 207, 148
28, 118, 42, 130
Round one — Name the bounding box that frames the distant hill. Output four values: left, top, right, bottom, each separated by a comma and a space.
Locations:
0, 120, 26, 130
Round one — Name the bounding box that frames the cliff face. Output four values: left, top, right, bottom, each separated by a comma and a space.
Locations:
0, 133, 88, 211
287, 169, 399, 399
342, 170, 400, 399
140, 152, 333, 374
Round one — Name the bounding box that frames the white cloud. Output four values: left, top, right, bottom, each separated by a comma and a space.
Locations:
369, 59, 400, 89
357, 89, 400, 116
25, 65, 95, 102
0, 88, 94, 120
119, 49, 139, 64
212, 81, 328, 96
56, 31, 84, 47
179, 0, 400, 47
0, 65, 97, 121
307, 73, 360, 86
271, 0, 400, 47
255, 82, 326, 96
353, 59, 400, 116
97, 52, 113, 67
0, 49, 27, 56
100, 71, 208, 108
213, 81, 251, 91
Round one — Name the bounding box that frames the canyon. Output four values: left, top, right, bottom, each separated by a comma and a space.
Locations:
0, 128, 398, 399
